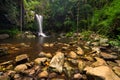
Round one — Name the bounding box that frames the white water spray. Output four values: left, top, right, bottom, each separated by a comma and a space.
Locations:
36, 14, 46, 37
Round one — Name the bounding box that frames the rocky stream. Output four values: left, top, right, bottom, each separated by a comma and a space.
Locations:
0, 33, 120, 80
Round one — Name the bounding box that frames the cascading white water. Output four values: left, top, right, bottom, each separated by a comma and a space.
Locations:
36, 14, 46, 37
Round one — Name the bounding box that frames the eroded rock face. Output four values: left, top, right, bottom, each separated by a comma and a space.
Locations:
84, 66, 120, 80
49, 52, 64, 73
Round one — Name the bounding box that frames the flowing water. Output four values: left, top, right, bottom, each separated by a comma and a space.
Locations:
36, 14, 46, 37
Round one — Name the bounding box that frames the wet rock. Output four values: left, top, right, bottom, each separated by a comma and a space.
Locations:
20, 43, 30, 47
0, 73, 10, 80
15, 54, 29, 65
99, 38, 108, 44
6, 64, 13, 70
0, 34, 9, 39
39, 52, 52, 58
0, 48, 8, 56
115, 60, 120, 66
92, 47, 101, 54
73, 73, 82, 79
38, 71, 48, 78
34, 58, 49, 65
39, 52, 46, 57
107, 61, 118, 67
49, 52, 64, 73
14, 74, 21, 79
67, 58, 78, 65
45, 53, 52, 58
0, 72, 3, 76
91, 42, 99, 46
84, 56, 94, 61
7, 70, 16, 77
22, 77, 33, 80
64, 62, 74, 78
14, 64, 27, 72
100, 52, 118, 60
92, 57, 107, 67
78, 60, 85, 72
76, 47, 84, 55
0, 60, 13, 66
68, 51, 77, 59
48, 72, 57, 79
43, 43, 49, 47
84, 66, 120, 80
113, 66, 120, 77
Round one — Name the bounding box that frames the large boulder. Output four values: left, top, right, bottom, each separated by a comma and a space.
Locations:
15, 54, 29, 65
49, 52, 64, 73
84, 66, 120, 80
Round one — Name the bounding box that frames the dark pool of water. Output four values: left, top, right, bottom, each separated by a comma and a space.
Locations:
0, 36, 71, 63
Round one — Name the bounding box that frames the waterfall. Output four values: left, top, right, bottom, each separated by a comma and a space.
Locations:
36, 14, 46, 37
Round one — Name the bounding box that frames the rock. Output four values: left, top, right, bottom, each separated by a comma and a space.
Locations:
45, 53, 52, 58
43, 43, 49, 47
15, 54, 29, 65
6, 64, 13, 70
49, 52, 64, 73
113, 66, 120, 77
115, 60, 120, 66
14, 64, 27, 72
20, 43, 30, 47
92, 57, 107, 67
92, 47, 101, 55
0, 48, 8, 56
64, 62, 74, 78
91, 42, 99, 46
0, 60, 13, 66
68, 51, 77, 59
22, 77, 33, 80
84, 56, 94, 61
14, 74, 21, 79
100, 52, 118, 60
0, 34, 9, 39
7, 70, 16, 76
84, 66, 120, 80
39, 52, 46, 57
107, 61, 118, 67
76, 47, 84, 55
0, 73, 10, 80
38, 71, 48, 78
0, 72, 3, 76
34, 58, 48, 65
73, 73, 82, 79
48, 72, 57, 79
67, 58, 78, 65
99, 38, 108, 44
39, 52, 52, 58
78, 60, 85, 72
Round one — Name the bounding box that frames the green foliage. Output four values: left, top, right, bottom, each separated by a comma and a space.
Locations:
0, 28, 20, 37
109, 40, 120, 46
91, 0, 120, 35
65, 32, 74, 37
81, 30, 93, 40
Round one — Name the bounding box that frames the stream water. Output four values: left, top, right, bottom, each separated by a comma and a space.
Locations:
0, 36, 71, 63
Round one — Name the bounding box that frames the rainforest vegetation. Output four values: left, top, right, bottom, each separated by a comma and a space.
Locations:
0, 0, 120, 44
